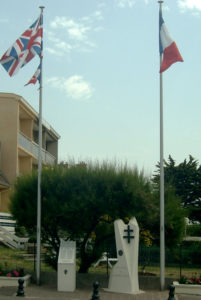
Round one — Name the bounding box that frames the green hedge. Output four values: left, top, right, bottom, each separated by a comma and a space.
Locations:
186, 225, 201, 237
138, 243, 201, 268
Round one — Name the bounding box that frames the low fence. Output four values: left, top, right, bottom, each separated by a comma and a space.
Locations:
100, 242, 201, 279
139, 244, 201, 268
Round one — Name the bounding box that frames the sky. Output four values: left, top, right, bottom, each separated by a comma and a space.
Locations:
0, 0, 201, 176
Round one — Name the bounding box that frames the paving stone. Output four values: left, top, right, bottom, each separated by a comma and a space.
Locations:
1, 284, 200, 300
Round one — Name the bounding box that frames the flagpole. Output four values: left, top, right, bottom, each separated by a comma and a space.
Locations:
158, 0, 165, 291
36, 5, 44, 286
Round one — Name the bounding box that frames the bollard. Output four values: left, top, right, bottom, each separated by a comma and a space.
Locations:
91, 281, 100, 300
16, 278, 25, 297
168, 284, 175, 300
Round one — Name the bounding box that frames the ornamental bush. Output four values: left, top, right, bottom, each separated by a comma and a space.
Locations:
179, 275, 201, 285
0, 267, 24, 277
10, 160, 185, 272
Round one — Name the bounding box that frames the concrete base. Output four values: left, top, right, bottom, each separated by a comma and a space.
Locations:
174, 281, 201, 295
107, 267, 141, 294
32, 271, 176, 291
0, 274, 31, 287
104, 287, 144, 295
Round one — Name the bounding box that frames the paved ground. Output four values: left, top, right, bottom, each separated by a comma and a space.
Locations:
0, 284, 201, 300
177, 295, 201, 300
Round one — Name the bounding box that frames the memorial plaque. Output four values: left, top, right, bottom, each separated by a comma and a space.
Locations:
57, 239, 76, 292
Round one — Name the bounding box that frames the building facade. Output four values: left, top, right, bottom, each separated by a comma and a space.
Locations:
0, 93, 60, 212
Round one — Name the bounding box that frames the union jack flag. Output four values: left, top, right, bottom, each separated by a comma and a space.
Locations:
25, 63, 41, 86
0, 13, 43, 77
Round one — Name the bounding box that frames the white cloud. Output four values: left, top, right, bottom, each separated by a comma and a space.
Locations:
178, 0, 201, 11
47, 11, 103, 56
50, 17, 90, 42
93, 10, 104, 20
115, 0, 136, 8
45, 47, 62, 56
47, 76, 94, 101
45, 30, 73, 56
115, 0, 153, 6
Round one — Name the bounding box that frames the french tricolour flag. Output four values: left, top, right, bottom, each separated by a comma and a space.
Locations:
159, 12, 183, 73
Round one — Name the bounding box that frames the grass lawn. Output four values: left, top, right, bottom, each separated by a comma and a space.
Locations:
0, 244, 200, 279
0, 245, 53, 273
139, 265, 201, 279
89, 263, 201, 279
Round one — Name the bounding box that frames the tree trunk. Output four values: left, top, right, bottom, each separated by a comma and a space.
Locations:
78, 260, 91, 273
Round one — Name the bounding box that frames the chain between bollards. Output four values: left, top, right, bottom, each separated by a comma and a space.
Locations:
168, 284, 175, 300
91, 281, 100, 300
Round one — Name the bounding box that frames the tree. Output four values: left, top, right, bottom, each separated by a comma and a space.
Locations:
153, 155, 201, 223
151, 186, 185, 247
10, 161, 184, 272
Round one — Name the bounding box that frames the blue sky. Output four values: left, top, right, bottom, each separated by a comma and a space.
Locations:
0, 0, 200, 175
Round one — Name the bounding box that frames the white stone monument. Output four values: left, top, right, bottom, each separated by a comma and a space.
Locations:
107, 217, 142, 294
57, 239, 76, 292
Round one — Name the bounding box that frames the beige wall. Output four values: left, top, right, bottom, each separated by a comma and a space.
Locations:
19, 156, 32, 175
19, 105, 34, 139
20, 118, 33, 140
0, 190, 10, 212
0, 96, 18, 182
0, 93, 60, 212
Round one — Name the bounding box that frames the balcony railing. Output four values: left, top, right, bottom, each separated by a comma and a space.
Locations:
18, 132, 56, 166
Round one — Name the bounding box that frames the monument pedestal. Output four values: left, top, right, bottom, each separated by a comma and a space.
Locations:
107, 217, 143, 295
57, 239, 76, 292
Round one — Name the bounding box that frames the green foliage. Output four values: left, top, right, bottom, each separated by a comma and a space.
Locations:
10, 160, 185, 272
0, 245, 53, 273
0, 267, 24, 277
181, 241, 201, 266
10, 162, 153, 272
153, 155, 201, 223
179, 274, 201, 285
179, 276, 188, 284
10, 171, 38, 237
140, 230, 153, 247
15, 225, 27, 238
186, 225, 201, 237
150, 186, 185, 247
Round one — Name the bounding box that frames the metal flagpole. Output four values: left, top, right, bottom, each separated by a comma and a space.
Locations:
36, 5, 44, 286
158, 0, 165, 291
